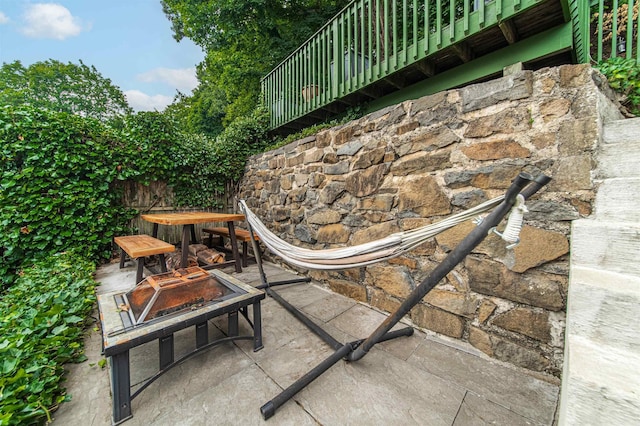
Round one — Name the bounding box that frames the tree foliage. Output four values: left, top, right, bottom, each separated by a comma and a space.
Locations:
161, 0, 350, 130
0, 60, 132, 121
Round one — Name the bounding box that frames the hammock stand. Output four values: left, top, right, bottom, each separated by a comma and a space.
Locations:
240, 172, 551, 420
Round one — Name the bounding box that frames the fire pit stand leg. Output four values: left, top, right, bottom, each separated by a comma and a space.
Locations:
110, 351, 132, 425
159, 335, 174, 370
196, 322, 208, 348
228, 310, 239, 337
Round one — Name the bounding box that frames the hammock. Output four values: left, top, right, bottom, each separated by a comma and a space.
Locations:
252, 172, 550, 420
239, 194, 521, 270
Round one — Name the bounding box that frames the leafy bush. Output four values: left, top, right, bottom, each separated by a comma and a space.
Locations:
597, 57, 640, 116
0, 252, 97, 425
171, 107, 271, 207
0, 106, 135, 287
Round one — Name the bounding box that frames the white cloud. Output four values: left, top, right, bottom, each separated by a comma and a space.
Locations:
137, 67, 198, 93
0, 12, 9, 24
21, 3, 83, 40
124, 90, 173, 112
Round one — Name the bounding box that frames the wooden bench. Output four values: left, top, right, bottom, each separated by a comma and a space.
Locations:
114, 235, 176, 284
202, 227, 260, 267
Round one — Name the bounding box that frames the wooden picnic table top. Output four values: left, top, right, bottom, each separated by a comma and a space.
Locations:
141, 212, 245, 226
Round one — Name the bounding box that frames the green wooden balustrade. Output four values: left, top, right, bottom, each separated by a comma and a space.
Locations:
577, 0, 640, 64
263, 0, 638, 131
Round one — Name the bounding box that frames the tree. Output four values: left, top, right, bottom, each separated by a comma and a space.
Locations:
161, 0, 350, 129
0, 60, 132, 121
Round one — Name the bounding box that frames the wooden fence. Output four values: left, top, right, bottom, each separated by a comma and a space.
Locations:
118, 180, 238, 245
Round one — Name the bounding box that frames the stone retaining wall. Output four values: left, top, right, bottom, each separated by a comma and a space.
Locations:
239, 64, 621, 377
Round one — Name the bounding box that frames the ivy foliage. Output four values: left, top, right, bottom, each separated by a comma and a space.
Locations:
597, 57, 640, 116
110, 111, 181, 183
172, 106, 271, 207
0, 106, 135, 287
0, 252, 97, 426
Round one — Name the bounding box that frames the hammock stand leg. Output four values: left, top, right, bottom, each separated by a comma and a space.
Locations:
246, 219, 370, 351
259, 172, 550, 420
246, 224, 311, 290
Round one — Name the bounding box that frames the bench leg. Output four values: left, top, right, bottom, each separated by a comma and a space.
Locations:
136, 258, 144, 284
242, 242, 249, 267
159, 254, 167, 273
119, 248, 126, 269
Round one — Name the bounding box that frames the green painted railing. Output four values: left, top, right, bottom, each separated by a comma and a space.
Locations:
262, 0, 550, 129
576, 0, 640, 64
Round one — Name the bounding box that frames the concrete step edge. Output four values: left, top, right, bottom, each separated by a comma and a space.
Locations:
571, 219, 640, 276
568, 265, 640, 294
603, 118, 640, 144
592, 178, 640, 221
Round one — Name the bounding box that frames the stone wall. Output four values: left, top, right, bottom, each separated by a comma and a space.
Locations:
238, 64, 620, 378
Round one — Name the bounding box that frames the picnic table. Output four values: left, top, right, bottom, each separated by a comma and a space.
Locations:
141, 212, 246, 272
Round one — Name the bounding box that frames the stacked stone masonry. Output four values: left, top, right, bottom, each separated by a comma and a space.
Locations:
239, 65, 618, 378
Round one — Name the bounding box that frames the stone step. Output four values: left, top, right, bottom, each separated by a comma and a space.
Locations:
571, 219, 640, 277
602, 117, 640, 144
560, 334, 640, 425
597, 138, 640, 179
593, 177, 640, 222
566, 266, 640, 354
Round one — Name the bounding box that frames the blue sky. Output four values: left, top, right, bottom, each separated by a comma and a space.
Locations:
0, 1, 205, 111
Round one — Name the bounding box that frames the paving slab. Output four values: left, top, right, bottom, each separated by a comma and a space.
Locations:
407, 338, 559, 424
137, 365, 317, 426
52, 326, 112, 426
294, 348, 466, 425
299, 291, 357, 322
453, 391, 542, 426
53, 261, 559, 426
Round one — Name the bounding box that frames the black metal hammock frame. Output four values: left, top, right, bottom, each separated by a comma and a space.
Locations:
244, 172, 551, 420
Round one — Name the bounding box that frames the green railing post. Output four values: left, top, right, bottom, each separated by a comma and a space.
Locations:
627, 0, 634, 59
612, 0, 619, 58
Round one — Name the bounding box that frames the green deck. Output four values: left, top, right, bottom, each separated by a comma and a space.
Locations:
262, 0, 635, 134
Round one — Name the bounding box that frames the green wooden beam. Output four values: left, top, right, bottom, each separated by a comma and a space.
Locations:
364, 23, 573, 113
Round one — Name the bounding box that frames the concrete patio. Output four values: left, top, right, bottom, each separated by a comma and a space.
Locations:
53, 261, 560, 425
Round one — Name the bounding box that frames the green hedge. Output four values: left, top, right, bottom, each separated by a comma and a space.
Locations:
0, 252, 97, 425
0, 106, 136, 287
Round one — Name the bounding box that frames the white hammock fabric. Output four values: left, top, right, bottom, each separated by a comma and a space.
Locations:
239, 196, 505, 271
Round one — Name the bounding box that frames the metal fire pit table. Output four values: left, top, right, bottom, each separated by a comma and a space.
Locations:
97, 268, 265, 425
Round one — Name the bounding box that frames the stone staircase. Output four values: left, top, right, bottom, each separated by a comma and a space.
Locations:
559, 118, 640, 424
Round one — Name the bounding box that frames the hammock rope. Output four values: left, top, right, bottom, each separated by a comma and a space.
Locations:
239, 195, 512, 270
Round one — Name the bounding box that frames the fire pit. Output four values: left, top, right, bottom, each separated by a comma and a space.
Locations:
97, 268, 265, 425
119, 267, 234, 326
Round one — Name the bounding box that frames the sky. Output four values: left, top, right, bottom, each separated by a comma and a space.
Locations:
0, 1, 205, 111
